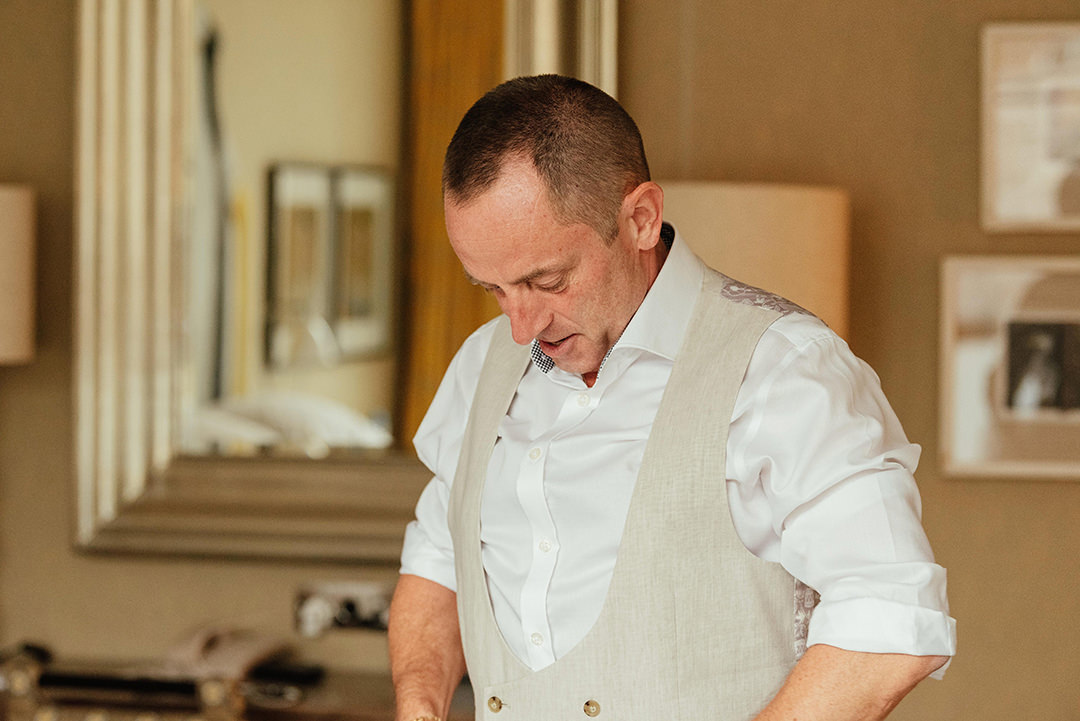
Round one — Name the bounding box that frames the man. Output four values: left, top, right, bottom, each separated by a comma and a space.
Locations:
389, 75, 956, 721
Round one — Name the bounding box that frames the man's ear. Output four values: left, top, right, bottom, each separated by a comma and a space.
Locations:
622, 181, 664, 251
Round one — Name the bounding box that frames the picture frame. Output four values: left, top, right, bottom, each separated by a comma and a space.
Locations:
330, 166, 396, 358
940, 256, 1080, 479
981, 23, 1080, 232
266, 163, 336, 369
266, 163, 395, 369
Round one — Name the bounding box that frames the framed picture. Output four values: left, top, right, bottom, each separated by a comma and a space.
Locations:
266, 163, 395, 369
266, 163, 335, 369
330, 166, 396, 358
940, 256, 1080, 478
981, 23, 1080, 231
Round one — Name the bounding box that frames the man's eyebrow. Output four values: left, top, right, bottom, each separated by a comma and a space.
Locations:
512, 265, 569, 285
463, 263, 571, 288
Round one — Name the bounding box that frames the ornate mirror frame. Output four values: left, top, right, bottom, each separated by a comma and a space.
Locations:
73, 0, 617, 562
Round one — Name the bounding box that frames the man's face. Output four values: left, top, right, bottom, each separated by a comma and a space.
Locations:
445, 159, 654, 383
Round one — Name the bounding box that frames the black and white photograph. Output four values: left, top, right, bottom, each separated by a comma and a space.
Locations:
1005, 321, 1080, 413
941, 256, 1080, 478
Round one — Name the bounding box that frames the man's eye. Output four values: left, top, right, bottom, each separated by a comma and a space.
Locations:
535, 280, 566, 293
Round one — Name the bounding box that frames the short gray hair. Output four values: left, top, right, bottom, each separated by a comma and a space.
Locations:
442, 75, 651, 241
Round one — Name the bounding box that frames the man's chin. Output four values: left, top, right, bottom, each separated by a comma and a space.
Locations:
537, 335, 604, 377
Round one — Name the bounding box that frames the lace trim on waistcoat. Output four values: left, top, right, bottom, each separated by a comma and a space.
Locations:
794, 581, 820, 659
719, 275, 812, 318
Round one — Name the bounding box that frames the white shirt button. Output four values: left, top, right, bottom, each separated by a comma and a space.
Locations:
538, 538, 552, 553
530, 632, 544, 646
528, 447, 542, 460
577, 392, 590, 407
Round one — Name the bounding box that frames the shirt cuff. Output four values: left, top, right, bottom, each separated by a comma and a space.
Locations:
807, 597, 957, 679
399, 520, 458, 592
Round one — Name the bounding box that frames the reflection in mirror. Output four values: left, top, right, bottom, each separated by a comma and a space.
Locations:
181, 0, 400, 458
264, 164, 395, 369
73, 0, 615, 561
74, 0, 428, 561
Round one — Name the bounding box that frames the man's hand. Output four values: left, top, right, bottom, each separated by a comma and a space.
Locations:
388, 574, 467, 721
754, 644, 948, 721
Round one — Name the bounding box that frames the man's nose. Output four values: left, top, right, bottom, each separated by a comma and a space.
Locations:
502, 291, 549, 345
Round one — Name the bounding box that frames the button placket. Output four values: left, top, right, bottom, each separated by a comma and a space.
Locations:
515, 437, 557, 668
551, 383, 597, 427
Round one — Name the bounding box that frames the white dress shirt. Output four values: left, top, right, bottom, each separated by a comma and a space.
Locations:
401, 230, 957, 674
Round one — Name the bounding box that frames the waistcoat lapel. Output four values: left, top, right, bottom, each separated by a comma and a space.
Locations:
447, 317, 532, 685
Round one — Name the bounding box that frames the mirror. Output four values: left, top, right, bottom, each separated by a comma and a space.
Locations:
179, 0, 401, 458
74, 0, 617, 561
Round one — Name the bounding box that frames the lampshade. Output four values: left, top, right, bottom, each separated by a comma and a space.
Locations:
0, 184, 36, 364
659, 181, 850, 338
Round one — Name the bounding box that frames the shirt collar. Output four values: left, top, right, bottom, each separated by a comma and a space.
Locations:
529, 223, 703, 375
612, 223, 702, 362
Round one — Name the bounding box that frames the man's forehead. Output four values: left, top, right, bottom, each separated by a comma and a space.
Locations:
445, 163, 547, 219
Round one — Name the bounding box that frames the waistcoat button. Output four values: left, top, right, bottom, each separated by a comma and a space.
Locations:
583, 699, 601, 717
487, 696, 504, 713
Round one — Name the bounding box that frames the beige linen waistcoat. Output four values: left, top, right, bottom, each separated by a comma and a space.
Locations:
448, 269, 814, 721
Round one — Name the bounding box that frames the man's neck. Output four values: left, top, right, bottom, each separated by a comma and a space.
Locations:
581, 227, 674, 388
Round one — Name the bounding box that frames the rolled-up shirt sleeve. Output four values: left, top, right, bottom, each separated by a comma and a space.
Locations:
400, 482, 458, 592
727, 315, 957, 674
399, 319, 499, 592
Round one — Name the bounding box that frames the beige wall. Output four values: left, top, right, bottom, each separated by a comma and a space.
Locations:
2, 0, 1079, 717
620, 1, 1080, 718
